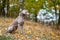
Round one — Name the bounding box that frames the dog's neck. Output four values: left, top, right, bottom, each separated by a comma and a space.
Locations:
19, 12, 24, 19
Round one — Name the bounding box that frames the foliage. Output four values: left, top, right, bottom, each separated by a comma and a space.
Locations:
9, 5, 20, 17
0, 0, 58, 17
24, 0, 44, 14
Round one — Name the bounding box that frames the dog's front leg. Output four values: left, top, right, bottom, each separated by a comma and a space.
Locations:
18, 23, 24, 34
18, 23, 21, 34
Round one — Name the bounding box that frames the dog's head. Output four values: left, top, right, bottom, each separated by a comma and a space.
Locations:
21, 10, 29, 16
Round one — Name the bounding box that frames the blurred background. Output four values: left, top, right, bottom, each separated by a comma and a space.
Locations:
0, 0, 60, 40
0, 0, 60, 25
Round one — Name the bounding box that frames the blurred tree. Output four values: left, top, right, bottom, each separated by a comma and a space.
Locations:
19, 0, 24, 11
24, 0, 45, 22
1, 0, 6, 16
58, 9, 60, 28
57, 0, 60, 28
51, 0, 60, 29
0, 0, 2, 16
6, 0, 9, 17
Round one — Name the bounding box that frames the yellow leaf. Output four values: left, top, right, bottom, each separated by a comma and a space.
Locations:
0, 30, 2, 36
56, 35, 60, 38
43, 33, 46, 37
20, 35, 25, 39
50, 31, 55, 36
26, 30, 31, 34
15, 33, 20, 38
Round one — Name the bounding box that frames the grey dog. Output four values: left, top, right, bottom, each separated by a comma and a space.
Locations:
7, 10, 29, 34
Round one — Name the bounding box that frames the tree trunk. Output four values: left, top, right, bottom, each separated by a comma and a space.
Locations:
34, 13, 37, 22
57, 8, 60, 29
2, 0, 6, 16
20, 0, 24, 11
6, 0, 9, 17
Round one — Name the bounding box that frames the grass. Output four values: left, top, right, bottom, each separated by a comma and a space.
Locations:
0, 36, 14, 40
0, 17, 60, 40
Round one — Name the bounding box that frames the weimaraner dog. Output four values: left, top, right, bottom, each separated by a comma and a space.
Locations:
7, 10, 29, 34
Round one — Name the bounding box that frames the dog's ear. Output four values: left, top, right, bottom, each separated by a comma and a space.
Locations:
22, 13, 26, 16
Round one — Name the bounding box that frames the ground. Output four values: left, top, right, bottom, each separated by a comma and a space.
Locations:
0, 17, 60, 40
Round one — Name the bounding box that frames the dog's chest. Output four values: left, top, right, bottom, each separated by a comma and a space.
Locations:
20, 21, 24, 26
17, 16, 24, 23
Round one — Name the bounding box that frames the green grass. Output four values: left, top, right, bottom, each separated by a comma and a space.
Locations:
0, 36, 14, 40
